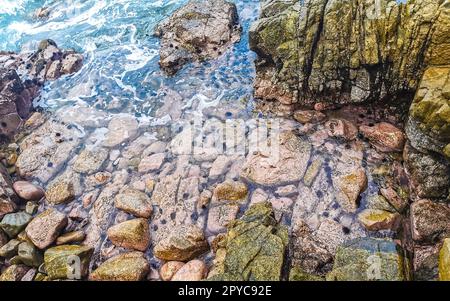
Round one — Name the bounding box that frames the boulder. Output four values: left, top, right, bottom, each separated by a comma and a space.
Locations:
25, 209, 67, 249
89, 252, 149, 281
107, 218, 150, 252
0, 239, 21, 258
155, 0, 241, 75
44, 245, 93, 280
15, 241, 43, 267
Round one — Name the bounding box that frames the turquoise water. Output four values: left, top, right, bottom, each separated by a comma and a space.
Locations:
0, 0, 259, 116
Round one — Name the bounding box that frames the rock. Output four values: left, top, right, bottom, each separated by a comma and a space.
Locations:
198, 190, 212, 209
334, 168, 367, 213
171, 259, 207, 281
107, 218, 150, 252
407, 66, 450, 159
89, 252, 149, 281
0, 164, 18, 217
45, 180, 75, 205
61, 53, 83, 74
44, 245, 93, 280
12, 181, 44, 202
0, 199, 16, 220
410, 199, 450, 243
20, 268, 37, 281
155, 0, 241, 75
365, 195, 396, 213
249, 0, 448, 108
103, 115, 139, 148
138, 153, 166, 173
73, 148, 109, 174
404, 144, 450, 199
213, 180, 248, 202
379, 188, 408, 213
56, 231, 86, 245
303, 158, 323, 187
0, 212, 32, 238
241, 131, 311, 186
0, 265, 29, 281
15, 241, 43, 267
327, 238, 407, 281
160, 261, 185, 281
293, 110, 326, 124
357, 209, 400, 231
154, 225, 208, 261
439, 238, 450, 281
413, 245, 439, 281
0, 229, 7, 247
25, 209, 68, 249
207, 203, 240, 233
275, 185, 298, 198
360, 122, 405, 152
208, 202, 288, 281
325, 119, 358, 141
289, 267, 324, 281
0, 239, 21, 258
24, 202, 38, 216
114, 189, 153, 218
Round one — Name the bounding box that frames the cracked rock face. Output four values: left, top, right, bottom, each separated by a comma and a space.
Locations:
155, 0, 241, 75
250, 0, 448, 107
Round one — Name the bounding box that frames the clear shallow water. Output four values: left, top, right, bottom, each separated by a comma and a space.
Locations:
0, 0, 259, 117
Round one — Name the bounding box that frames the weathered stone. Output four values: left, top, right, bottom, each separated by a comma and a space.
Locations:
360, 122, 405, 152
303, 158, 322, 187
213, 180, 248, 202
334, 168, 367, 213
12, 181, 44, 202
410, 199, 450, 243
25, 209, 67, 249
44, 245, 93, 280
0, 264, 29, 281
15, 241, 43, 267
45, 180, 75, 205
89, 252, 149, 281
171, 259, 207, 281
357, 209, 400, 231
365, 195, 396, 213
208, 202, 288, 281
138, 153, 165, 173
241, 131, 311, 186
439, 238, 450, 281
114, 189, 153, 218
327, 238, 407, 281
154, 225, 208, 261
207, 203, 240, 234
293, 110, 326, 124
379, 188, 408, 213
107, 218, 150, 252
160, 261, 185, 281
73, 148, 109, 174
0, 239, 21, 258
155, 0, 241, 75
0, 212, 32, 238
56, 231, 86, 245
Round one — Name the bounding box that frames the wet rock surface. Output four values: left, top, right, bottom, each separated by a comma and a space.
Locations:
155, 0, 241, 75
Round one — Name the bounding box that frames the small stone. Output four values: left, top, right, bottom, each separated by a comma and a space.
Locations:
0, 239, 21, 258
380, 187, 408, 213
365, 195, 396, 213
0, 265, 29, 281
89, 251, 149, 281
45, 180, 75, 205
303, 159, 323, 187
360, 122, 405, 152
20, 268, 37, 281
12, 181, 44, 201
56, 231, 86, 245
293, 110, 326, 124
214, 180, 248, 202
198, 190, 212, 209
25, 209, 68, 249
0, 212, 32, 238
0, 199, 16, 219
439, 238, 450, 281
207, 203, 240, 233
25, 202, 38, 215
73, 148, 109, 174
44, 245, 93, 280
325, 119, 358, 141
160, 261, 185, 281
107, 218, 150, 251
358, 209, 400, 231
138, 153, 166, 173
154, 225, 209, 261
275, 185, 298, 197
171, 259, 207, 281
16, 241, 43, 267
335, 168, 367, 213
115, 189, 153, 218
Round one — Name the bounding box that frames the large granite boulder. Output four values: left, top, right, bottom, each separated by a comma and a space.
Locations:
155, 0, 241, 75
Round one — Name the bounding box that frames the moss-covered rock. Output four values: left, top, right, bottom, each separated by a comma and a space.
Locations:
208, 202, 288, 281
44, 245, 94, 280
327, 237, 408, 281
289, 267, 324, 281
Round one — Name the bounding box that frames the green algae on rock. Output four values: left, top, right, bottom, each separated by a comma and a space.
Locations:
327, 237, 408, 281
208, 202, 288, 281
44, 245, 94, 280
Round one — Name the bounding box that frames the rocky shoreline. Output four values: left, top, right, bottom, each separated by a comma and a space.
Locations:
0, 0, 449, 281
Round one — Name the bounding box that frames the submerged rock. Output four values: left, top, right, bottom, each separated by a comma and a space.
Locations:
114, 189, 153, 218
334, 168, 367, 213
360, 122, 405, 152
45, 180, 75, 205
107, 218, 150, 252
357, 209, 400, 231
327, 238, 407, 281
0, 164, 18, 218
25, 209, 67, 249
171, 259, 208, 281
154, 225, 208, 261
208, 202, 288, 281
73, 148, 109, 175
293, 110, 326, 124
213, 180, 248, 202
44, 245, 93, 280
155, 0, 241, 75
89, 252, 149, 281
160, 261, 185, 281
